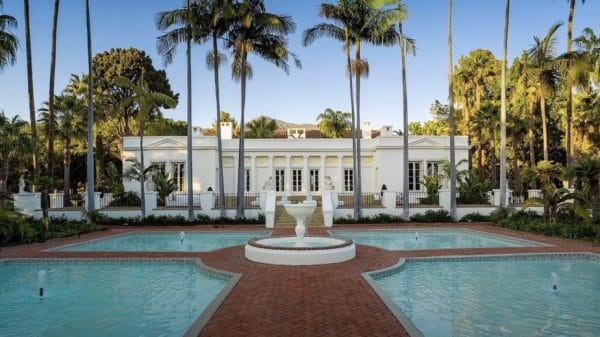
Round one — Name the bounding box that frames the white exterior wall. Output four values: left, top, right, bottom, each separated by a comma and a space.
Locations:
122, 135, 469, 195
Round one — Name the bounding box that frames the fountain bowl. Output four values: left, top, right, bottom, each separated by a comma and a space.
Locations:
245, 237, 356, 265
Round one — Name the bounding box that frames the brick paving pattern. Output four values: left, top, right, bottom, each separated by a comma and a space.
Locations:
1, 223, 598, 336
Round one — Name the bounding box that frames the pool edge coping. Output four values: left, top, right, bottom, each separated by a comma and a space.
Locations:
362, 252, 600, 337
0, 257, 242, 337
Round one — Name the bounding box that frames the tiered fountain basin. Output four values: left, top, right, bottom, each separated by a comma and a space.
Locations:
244, 201, 356, 265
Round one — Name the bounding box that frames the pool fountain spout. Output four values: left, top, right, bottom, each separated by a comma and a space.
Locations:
38, 270, 47, 299
415, 232, 419, 241
552, 272, 558, 290
179, 231, 186, 244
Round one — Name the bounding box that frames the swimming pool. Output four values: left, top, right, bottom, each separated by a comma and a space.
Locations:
330, 228, 544, 250
366, 253, 600, 337
0, 258, 238, 337
51, 231, 271, 252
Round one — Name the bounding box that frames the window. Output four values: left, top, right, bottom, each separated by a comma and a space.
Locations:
172, 162, 185, 192
310, 169, 319, 192
245, 169, 251, 192
408, 162, 421, 191
292, 169, 302, 192
344, 168, 354, 192
426, 161, 440, 176
275, 169, 285, 192
152, 162, 166, 175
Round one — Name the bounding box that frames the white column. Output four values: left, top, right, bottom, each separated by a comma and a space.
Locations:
268, 155, 274, 178
303, 155, 309, 194
233, 155, 238, 193
320, 154, 326, 193
251, 156, 257, 192
285, 155, 292, 195
338, 155, 344, 191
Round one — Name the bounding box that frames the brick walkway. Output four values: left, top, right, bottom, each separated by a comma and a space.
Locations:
1, 223, 599, 336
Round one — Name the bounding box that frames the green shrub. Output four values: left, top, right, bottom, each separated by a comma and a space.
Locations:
409, 210, 452, 223
496, 214, 598, 240
94, 214, 265, 226
0, 209, 37, 244
333, 213, 405, 224
108, 191, 141, 207
489, 207, 515, 222
460, 213, 491, 222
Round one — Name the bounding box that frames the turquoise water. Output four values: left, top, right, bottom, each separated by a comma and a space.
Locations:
53, 231, 269, 252
267, 241, 335, 248
374, 255, 600, 337
331, 229, 540, 250
0, 259, 228, 337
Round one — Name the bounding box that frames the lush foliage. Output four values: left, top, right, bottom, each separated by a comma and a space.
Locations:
333, 213, 405, 224
96, 214, 265, 226
497, 210, 598, 240
409, 210, 452, 223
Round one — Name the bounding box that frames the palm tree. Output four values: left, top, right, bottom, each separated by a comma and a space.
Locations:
246, 116, 277, 138
156, 0, 233, 219
47, 0, 60, 186
448, 0, 457, 220
224, 0, 300, 218
85, 0, 95, 213
117, 74, 176, 218
564, 154, 600, 222
393, 2, 416, 220
0, 0, 18, 71
528, 22, 562, 162
302, 1, 358, 218
317, 108, 351, 138
565, 0, 586, 166
23, 0, 38, 180
499, 0, 510, 207
0, 113, 32, 201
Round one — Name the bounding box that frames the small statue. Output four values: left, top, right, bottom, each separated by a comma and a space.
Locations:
18, 176, 26, 193
323, 176, 335, 191
263, 176, 275, 191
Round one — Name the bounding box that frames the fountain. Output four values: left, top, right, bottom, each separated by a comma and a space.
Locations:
245, 200, 356, 265
552, 272, 558, 290
179, 231, 186, 244
38, 270, 47, 299
415, 232, 419, 241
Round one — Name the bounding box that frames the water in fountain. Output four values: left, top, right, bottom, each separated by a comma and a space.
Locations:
37, 269, 47, 299
179, 231, 186, 244
552, 272, 558, 290
415, 232, 419, 241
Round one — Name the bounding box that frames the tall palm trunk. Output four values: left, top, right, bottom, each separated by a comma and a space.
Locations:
354, 40, 363, 219
236, 51, 248, 219
23, 0, 38, 181
499, 0, 510, 207
528, 102, 536, 169
565, 0, 575, 166
448, 0, 457, 220
478, 129, 485, 178
48, 0, 60, 186
85, 0, 95, 212
511, 127, 520, 192
185, 2, 194, 221
139, 119, 146, 218
63, 136, 71, 207
344, 28, 358, 219
213, 34, 226, 218
540, 95, 549, 161
399, 23, 410, 220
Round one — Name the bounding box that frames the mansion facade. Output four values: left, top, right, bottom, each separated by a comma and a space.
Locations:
122, 123, 469, 195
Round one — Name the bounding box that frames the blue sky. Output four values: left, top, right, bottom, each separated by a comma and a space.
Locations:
1, 0, 599, 130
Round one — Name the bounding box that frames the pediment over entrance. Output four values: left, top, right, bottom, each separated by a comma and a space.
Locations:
146, 138, 186, 149
408, 138, 445, 147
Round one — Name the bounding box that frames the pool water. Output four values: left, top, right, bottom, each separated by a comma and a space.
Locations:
372, 254, 600, 337
267, 241, 334, 248
52, 231, 270, 252
0, 259, 229, 337
331, 229, 542, 250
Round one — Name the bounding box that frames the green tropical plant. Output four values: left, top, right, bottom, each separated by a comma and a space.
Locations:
153, 172, 177, 207
421, 174, 441, 205
528, 22, 562, 161
245, 116, 277, 138
563, 154, 600, 222
0, 113, 33, 201
0, 0, 18, 71
117, 74, 176, 218
108, 191, 141, 207
316, 108, 351, 138
457, 169, 492, 204
523, 183, 588, 223
224, 0, 300, 218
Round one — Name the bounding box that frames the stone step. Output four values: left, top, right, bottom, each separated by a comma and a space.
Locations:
274, 205, 325, 228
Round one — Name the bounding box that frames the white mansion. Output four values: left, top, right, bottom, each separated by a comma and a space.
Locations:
122, 122, 469, 196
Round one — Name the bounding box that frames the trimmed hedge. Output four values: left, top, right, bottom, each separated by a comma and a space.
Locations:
409, 210, 452, 223
334, 213, 405, 224
96, 213, 265, 226
496, 210, 598, 240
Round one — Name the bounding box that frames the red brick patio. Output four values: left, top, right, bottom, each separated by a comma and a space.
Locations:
1, 223, 598, 337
